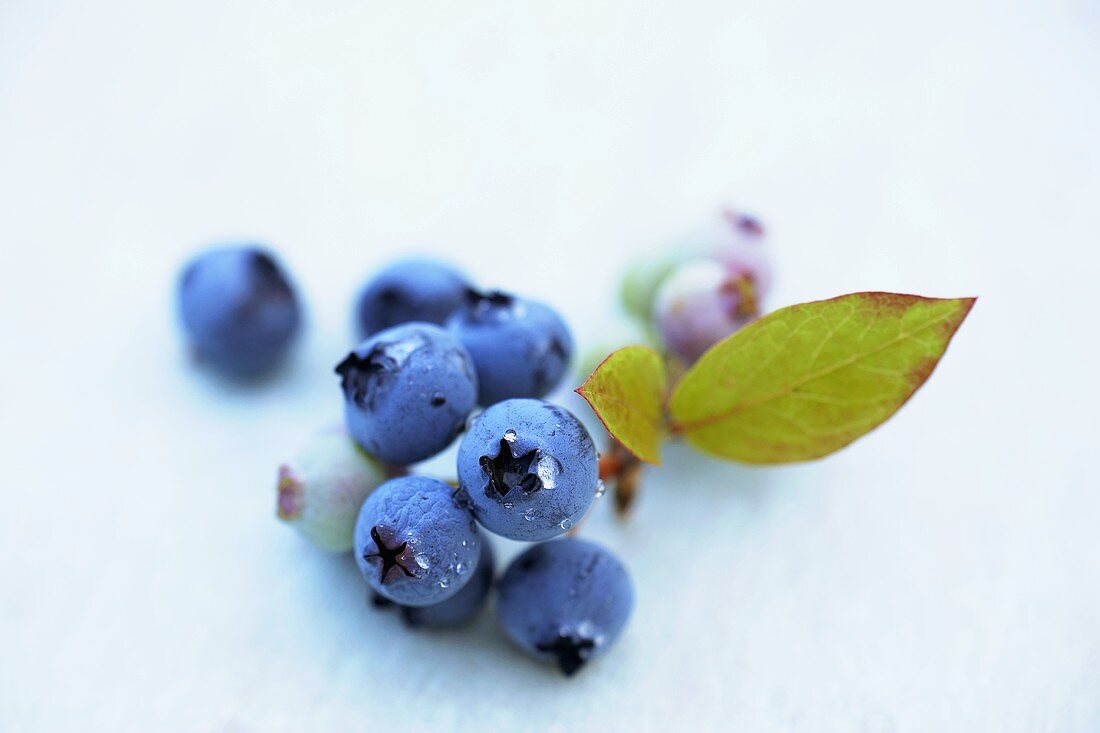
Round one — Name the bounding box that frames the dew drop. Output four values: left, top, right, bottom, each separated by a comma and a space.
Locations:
559, 518, 572, 530
439, 578, 451, 589
455, 562, 468, 575
595, 480, 607, 498
503, 501, 514, 509
503, 429, 517, 443
523, 508, 536, 522
536, 454, 562, 490
415, 555, 431, 570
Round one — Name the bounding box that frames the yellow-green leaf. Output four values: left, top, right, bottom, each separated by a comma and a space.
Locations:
668, 292, 975, 464
576, 345, 668, 464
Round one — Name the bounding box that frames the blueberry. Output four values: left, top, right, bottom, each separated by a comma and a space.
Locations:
177, 245, 301, 377
457, 399, 598, 541
355, 258, 469, 338
276, 427, 388, 552
353, 476, 481, 607
446, 290, 573, 406
383, 540, 495, 628
496, 538, 634, 676
335, 322, 478, 465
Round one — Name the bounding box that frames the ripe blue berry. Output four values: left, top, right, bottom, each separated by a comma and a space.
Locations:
336, 322, 477, 465
446, 290, 573, 406
276, 427, 388, 552
354, 476, 481, 607
177, 245, 301, 377
379, 540, 495, 628
457, 399, 598, 541
355, 258, 469, 338
496, 538, 634, 676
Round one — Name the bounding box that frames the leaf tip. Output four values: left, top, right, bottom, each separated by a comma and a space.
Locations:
571, 345, 667, 466
669, 290, 978, 465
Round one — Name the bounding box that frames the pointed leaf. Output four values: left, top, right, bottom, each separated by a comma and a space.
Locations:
669, 292, 975, 464
576, 345, 668, 464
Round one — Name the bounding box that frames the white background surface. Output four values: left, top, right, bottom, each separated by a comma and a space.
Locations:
2, 1, 1099, 731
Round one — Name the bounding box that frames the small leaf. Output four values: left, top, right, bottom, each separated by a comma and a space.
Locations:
668, 292, 975, 464
576, 346, 668, 464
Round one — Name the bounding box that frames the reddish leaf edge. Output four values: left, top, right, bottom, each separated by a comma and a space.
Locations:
575, 345, 667, 466
669, 292, 978, 456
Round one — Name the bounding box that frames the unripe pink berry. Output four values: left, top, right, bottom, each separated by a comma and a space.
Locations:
654, 258, 762, 364
277, 427, 388, 552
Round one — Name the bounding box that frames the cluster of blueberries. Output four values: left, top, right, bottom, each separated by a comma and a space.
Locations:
178, 250, 633, 676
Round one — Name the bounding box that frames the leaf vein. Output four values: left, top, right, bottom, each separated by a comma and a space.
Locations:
674, 306, 960, 431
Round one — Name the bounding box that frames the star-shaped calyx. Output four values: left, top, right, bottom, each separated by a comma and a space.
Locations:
721, 274, 761, 319
334, 346, 396, 406
363, 526, 420, 585
463, 288, 515, 314
480, 436, 541, 499
724, 209, 765, 239
536, 632, 597, 676
248, 250, 295, 300
335, 331, 428, 407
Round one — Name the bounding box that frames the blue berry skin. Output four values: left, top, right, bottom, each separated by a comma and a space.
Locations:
353, 476, 481, 607
177, 245, 301, 377
335, 322, 478, 465
446, 290, 573, 406
355, 259, 469, 338
457, 399, 598, 541
397, 540, 495, 628
496, 538, 634, 676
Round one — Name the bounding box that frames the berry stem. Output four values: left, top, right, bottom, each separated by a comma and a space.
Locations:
599, 439, 644, 517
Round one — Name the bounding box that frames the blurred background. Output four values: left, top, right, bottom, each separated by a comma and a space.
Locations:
1, 1, 1098, 731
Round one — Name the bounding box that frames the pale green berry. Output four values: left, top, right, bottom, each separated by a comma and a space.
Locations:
277, 427, 387, 552
619, 251, 687, 323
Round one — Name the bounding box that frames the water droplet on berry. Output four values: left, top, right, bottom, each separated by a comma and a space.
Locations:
439, 578, 450, 589
415, 555, 431, 570
503, 429, 517, 443
559, 518, 572, 530
523, 508, 536, 522
536, 454, 562, 490
455, 562, 468, 575
503, 501, 514, 509
595, 480, 607, 498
